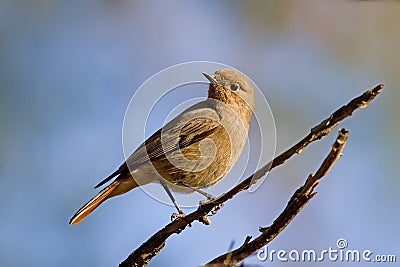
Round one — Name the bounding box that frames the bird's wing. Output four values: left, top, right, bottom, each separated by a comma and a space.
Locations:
95, 104, 222, 188
94, 162, 128, 188
127, 115, 222, 167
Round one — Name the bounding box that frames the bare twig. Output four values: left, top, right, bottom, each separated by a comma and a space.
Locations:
204, 128, 349, 266
119, 84, 383, 267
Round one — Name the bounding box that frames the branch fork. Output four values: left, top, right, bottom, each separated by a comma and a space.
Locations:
119, 84, 383, 267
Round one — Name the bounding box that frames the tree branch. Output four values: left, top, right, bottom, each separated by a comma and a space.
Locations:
204, 128, 349, 266
119, 84, 383, 267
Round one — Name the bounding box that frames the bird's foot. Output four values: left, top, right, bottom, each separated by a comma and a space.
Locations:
199, 195, 217, 206
171, 211, 186, 221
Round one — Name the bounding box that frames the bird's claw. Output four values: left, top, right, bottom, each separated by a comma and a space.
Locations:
199, 196, 217, 206
171, 212, 186, 221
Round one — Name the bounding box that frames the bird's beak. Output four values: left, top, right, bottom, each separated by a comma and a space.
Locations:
202, 72, 218, 85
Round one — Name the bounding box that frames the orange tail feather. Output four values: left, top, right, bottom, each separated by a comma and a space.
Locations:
69, 180, 121, 224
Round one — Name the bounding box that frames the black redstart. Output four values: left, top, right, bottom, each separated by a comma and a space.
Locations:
69, 68, 254, 224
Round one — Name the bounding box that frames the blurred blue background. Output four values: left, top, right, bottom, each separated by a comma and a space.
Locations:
1, 1, 399, 266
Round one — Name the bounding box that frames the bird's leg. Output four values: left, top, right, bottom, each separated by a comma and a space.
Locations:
184, 160, 216, 201
159, 179, 186, 220
180, 182, 223, 219
180, 182, 221, 211
181, 182, 216, 201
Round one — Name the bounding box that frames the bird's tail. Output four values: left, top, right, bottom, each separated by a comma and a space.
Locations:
69, 180, 122, 224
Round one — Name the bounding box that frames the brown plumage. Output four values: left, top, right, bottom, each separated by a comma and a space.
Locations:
69, 68, 254, 224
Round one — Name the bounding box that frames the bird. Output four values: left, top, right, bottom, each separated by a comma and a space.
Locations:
69, 68, 254, 224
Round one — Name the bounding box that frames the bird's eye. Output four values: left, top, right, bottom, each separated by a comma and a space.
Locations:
230, 83, 240, 91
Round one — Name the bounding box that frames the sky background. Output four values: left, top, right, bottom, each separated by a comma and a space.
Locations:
1, 1, 399, 266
